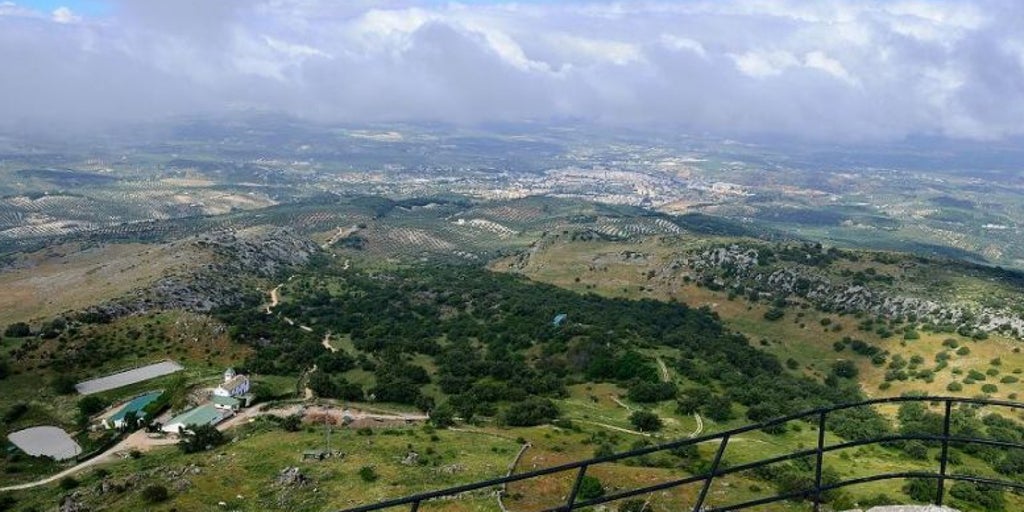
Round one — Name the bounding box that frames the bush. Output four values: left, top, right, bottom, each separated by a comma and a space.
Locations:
832, 360, 859, 379
627, 381, 677, 403
280, 414, 302, 432
577, 475, 605, 501
947, 382, 963, 392
3, 322, 30, 337
58, 476, 79, 490
629, 410, 663, 432
3, 403, 28, 424
949, 480, 1004, 511
903, 477, 936, 502
51, 375, 77, 395
764, 308, 785, 321
618, 499, 654, 512
501, 398, 559, 427
77, 396, 106, 417
141, 484, 169, 503
981, 384, 998, 394
358, 465, 378, 483
178, 424, 226, 454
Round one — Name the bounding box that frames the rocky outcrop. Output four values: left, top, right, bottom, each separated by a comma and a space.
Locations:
681, 244, 1024, 339
80, 228, 319, 320
274, 467, 310, 487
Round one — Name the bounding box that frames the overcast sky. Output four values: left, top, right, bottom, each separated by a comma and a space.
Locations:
2, 0, 1023, 141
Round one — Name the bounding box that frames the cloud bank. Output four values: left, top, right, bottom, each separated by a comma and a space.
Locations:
2, 0, 1023, 141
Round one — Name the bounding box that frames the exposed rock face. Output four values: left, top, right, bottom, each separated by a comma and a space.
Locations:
58, 491, 88, 512
682, 244, 1024, 339
81, 228, 319, 320
842, 506, 960, 512
275, 467, 309, 487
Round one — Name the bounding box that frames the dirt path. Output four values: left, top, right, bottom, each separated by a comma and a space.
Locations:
575, 419, 652, 437
610, 395, 633, 412
0, 402, 417, 492
322, 332, 337, 353
265, 284, 282, 314
656, 357, 671, 382
0, 430, 176, 492
689, 413, 704, 438
323, 225, 360, 250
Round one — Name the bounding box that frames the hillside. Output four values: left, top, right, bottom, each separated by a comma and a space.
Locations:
2, 196, 1024, 512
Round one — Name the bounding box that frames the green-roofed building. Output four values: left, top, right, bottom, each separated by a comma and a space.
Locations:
211, 394, 241, 411
104, 391, 163, 430
161, 403, 231, 435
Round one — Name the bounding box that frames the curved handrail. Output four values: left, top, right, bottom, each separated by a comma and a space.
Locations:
340, 396, 1024, 512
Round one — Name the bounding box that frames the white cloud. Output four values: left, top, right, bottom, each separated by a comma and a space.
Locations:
731, 50, 800, 78
0, 0, 1022, 141
51, 6, 79, 24
804, 50, 858, 86
660, 34, 707, 58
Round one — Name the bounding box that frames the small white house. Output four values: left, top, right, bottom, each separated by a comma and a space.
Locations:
214, 368, 250, 398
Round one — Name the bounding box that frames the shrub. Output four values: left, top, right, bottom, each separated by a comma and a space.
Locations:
178, 424, 226, 454
618, 499, 654, 512
3, 322, 30, 337
947, 382, 963, 392
51, 375, 77, 395
903, 477, 936, 502
141, 484, 169, 503
3, 403, 28, 424
981, 384, 998, 394
629, 410, 663, 432
763, 308, 785, 321
501, 397, 559, 427
577, 475, 605, 501
832, 360, 859, 379
58, 476, 79, 490
358, 466, 378, 483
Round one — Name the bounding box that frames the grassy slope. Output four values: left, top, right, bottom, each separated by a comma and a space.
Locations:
490, 235, 1024, 508
0, 241, 211, 326
492, 235, 1024, 401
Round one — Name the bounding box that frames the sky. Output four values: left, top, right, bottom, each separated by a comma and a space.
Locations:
2, 0, 1024, 141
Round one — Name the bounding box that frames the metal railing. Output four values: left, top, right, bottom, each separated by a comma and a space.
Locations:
340, 396, 1024, 512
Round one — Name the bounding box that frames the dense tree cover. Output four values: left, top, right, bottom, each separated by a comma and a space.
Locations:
627, 381, 677, 403
500, 397, 559, 426
218, 265, 875, 429
308, 372, 363, 402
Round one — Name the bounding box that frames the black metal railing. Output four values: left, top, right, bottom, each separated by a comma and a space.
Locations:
340, 396, 1024, 512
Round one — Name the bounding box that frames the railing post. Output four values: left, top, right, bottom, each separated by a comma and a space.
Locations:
814, 410, 827, 512
564, 464, 589, 511
409, 500, 420, 512
936, 399, 953, 506
693, 434, 730, 512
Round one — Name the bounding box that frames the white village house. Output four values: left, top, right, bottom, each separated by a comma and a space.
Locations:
214, 368, 250, 398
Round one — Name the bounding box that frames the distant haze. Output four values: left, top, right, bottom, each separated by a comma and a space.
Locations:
2, 0, 1024, 141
